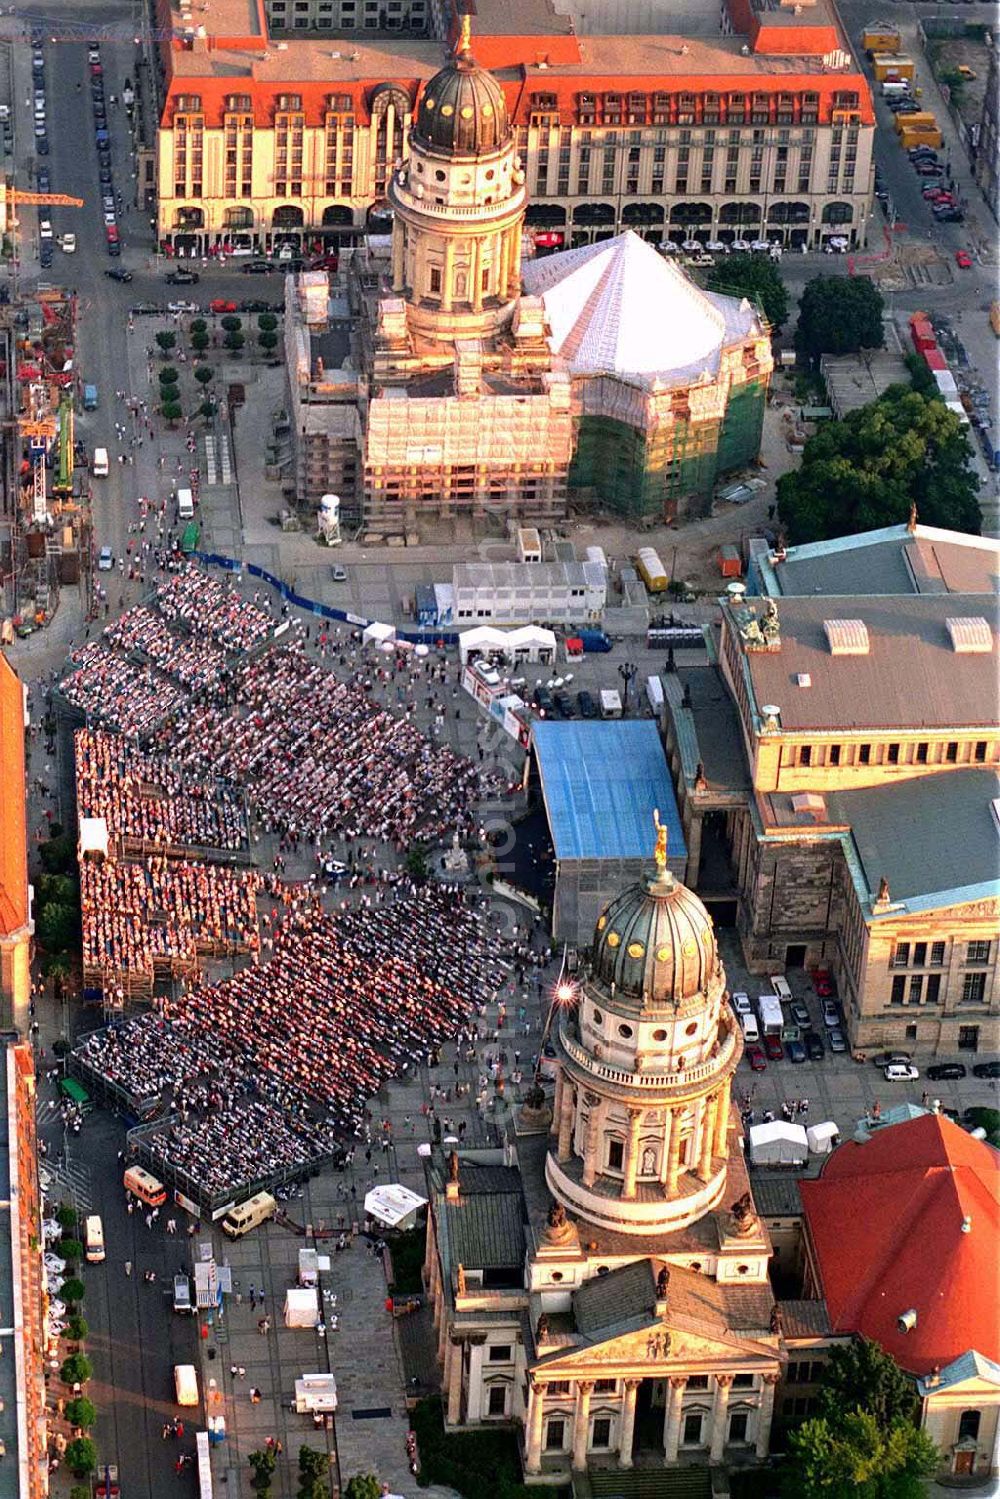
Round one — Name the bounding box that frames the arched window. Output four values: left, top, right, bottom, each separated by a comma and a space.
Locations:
822, 201, 853, 225
958, 1411, 981, 1442
273, 204, 304, 228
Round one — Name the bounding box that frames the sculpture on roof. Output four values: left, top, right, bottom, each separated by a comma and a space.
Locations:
547, 1201, 567, 1230
761, 597, 780, 641
448, 1150, 460, 1183
536, 1312, 550, 1344
770, 1303, 783, 1335
656, 1266, 670, 1298
653, 807, 668, 873
731, 1191, 758, 1236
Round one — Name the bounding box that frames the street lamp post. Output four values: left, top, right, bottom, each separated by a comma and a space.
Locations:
618, 660, 637, 713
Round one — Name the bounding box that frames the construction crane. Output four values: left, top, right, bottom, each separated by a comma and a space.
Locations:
6, 192, 84, 209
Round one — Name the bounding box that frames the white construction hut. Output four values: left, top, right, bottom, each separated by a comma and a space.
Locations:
748, 1121, 809, 1167
364, 1184, 427, 1231
295, 1374, 338, 1414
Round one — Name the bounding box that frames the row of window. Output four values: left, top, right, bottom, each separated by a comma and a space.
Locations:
794, 739, 991, 769
892, 972, 989, 1006
892, 940, 991, 969
541, 1405, 755, 1450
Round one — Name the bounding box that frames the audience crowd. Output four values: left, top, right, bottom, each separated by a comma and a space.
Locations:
75, 888, 511, 1197
75, 729, 250, 853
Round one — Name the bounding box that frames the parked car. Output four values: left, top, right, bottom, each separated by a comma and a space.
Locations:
38, 218, 53, 240
821, 999, 841, 1027
972, 1060, 1000, 1079
925, 1062, 967, 1081
884, 1063, 920, 1081
43, 1253, 66, 1276
167, 300, 199, 314
553, 691, 574, 719
209, 297, 238, 313
746, 1044, 767, 1072
330, 563, 347, 581
934, 209, 965, 223
955, 250, 973, 269
787, 1038, 807, 1064
532, 685, 554, 715
105, 266, 132, 283
811, 967, 833, 997
790, 1000, 811, 1028
872, 1051, 913, 1069
730, 991, 752, 1016
576, 689, 597, 719
242, 259, 275, 274
240, 298, 278, 314
166, 268, 200, 285
804, 1031, 825, 1061
764, 1035, 784, 1061
828, 1027, 848, 1053
98, 546, 113, 570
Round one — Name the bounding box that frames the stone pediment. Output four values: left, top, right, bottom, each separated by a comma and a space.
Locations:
535, 1318, 772, 1374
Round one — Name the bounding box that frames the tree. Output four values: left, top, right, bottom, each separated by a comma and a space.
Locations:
57, 1205, 78, 1230
776, 386, 981, 544
37, 873, 78, 907
158, 366, 179, 386
343, 1475, 381, 1499
60, 1352, 92, 1386
190, 318, 208, 335
64, 1396, 96, 1429
191, 330, 210, 354
39, 833, 76, 875
60, 1276, 87, 1306
404, 844, 430, 883
258, 330, 278, 353
161, 400, 183, 426
817, 1338, 918, 1429
782, 1409, 938, 1498
67, 1314, 88, 1342
963, 1107, 1000, 1148
199, 400, 217, 421
59, 1237, 83, 1264
154, 330, 177, 357
299, 1448, 328, 1480
64, 1437, 98, 1477
706, 252, 789, 330
796, 275, 884, 362
258, 312, 278, 333
224, 330, 245, 353
248, 1448, 277, 1494
220, 314, 243, 334
194, 365, 214, 387
70, 1486, 90, 1499
36, 902, 78, 953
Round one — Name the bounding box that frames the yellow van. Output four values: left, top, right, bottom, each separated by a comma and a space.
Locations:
221, 1191, 276, 1239
84, 1215, 105, 1263
124, 1164, 167, 1207
174, 1364, 199, 1407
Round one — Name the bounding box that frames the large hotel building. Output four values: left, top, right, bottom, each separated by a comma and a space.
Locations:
152, 0, 875, 258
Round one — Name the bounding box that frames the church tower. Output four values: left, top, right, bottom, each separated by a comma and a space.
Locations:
546, 820, 743, 1236
386, 13, 527, 349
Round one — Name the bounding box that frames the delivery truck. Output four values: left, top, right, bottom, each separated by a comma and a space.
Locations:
862, 25, 900, 54
895, 111, 936, 135
873, 53, 914, 81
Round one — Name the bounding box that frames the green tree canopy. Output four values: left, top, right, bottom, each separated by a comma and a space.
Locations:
258, 312, 278, 333
36, 902, 78, 953
706, 252, 789, 330
796, 275, 884, 361
782, 1409, 938, 1498
64, 1396, 96, 1429
194, 365, 214, 386
817, 1337, 918, 1428
60, 1276, 87, 1306
64, 1437, 98, 1477
191, 330, 210, 353
224, 330, 245, 352
161, 401, 183, 426
963, 1107, 1000, 1148
343, 1474, 381, 1499
154, 330, 177, 355
776, 386, 981, 544
60, 1352, 92, 1386
258, 330, 278, 353
39, 833, 76, 875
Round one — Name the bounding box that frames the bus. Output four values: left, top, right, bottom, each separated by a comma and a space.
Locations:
180, 521, 200, 555
636, 547, 668, 593
196, 1432, 213, 1499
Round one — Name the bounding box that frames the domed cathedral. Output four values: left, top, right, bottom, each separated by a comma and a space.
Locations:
355, 11, 573, 528
422, 826, 783, 1485
545, 822, 742, 1237
386, 13, 526, 349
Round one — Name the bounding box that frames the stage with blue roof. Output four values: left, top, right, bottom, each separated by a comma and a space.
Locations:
530, 719, 687, 943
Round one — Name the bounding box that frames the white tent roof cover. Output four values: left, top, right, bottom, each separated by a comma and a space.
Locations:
807, 1121, 841, 1153
363, 621, 396, 646
79, 817, 109, 859
521, 231, 759, 387
507, 626, 557, 650
749, 1121, 809, 1162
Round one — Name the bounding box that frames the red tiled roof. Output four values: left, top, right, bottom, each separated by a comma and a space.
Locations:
0, 653, 29, 936
800, 1114, 1000, 1375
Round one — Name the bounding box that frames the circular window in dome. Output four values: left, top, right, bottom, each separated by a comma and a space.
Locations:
482, 103, 494, 117
435, 169, 446, 181
441, 103, 454, 116
592, 1009, 603, 1027
683, 938, 697, 957
690, 1261, 702, 1272
656, 946, 672, 962
606, 932, 620, 948
596, 916, 607, 932
627, 942, 645, 959
425, 98, 436, 110
737, 1264, 749, 1276
551, 1271, 563, 1283
460, 105, 474, 119
652, 1028, 668, 1041
685, 1022, 698, 1037
485, 168, 495, 180
702, 929, 714, 947
618, 1023, 633, 1039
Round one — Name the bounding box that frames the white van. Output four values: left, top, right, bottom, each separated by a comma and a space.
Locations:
84, 1215, 105, 1263
740, 1013, 760, 1044
769, 975, 793, 1001
174, 1364, 199, 1407
92, 447, 109, 478
221, 1190, 276, 1239
176, 487, 194, 520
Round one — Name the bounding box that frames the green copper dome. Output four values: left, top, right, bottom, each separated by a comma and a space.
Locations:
591, 870, 719, 1007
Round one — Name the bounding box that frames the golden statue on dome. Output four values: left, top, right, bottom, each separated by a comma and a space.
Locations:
653, 808, 668, 873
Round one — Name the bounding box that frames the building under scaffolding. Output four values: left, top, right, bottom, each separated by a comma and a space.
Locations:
521, 232, 774, 522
